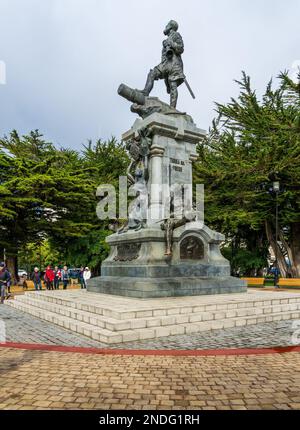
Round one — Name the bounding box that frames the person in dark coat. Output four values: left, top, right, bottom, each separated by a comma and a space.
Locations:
0, 262, 9, 304
32, 267, 42, 290
61, 266, 69, 290
54, 266, 61, 290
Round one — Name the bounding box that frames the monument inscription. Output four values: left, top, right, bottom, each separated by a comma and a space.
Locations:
114, 244, 141, 262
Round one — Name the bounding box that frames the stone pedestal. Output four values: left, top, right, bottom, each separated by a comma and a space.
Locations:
122, 106, 204, 224
88, 222, 246, 298
88, 104, 247, 298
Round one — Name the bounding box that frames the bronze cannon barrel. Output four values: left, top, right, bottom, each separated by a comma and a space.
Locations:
117, 84, 146, 106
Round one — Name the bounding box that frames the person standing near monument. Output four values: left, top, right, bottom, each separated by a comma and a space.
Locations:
44, 265, 54, 290
61, 265, 69, 290
140, 20, 185, 108
54, 266, 61, 290
0, 262, 9, 304
32, 267, 42, 291
79, 266, 85, 289
83, 267, 91, 289
6, 269, 11, 295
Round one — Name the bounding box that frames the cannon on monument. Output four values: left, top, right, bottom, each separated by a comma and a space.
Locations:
118, 84, 146, 106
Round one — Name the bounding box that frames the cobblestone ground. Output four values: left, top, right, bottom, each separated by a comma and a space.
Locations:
0, 304, 299, 349
0, 347, 299, 410
1, 305, 300, 410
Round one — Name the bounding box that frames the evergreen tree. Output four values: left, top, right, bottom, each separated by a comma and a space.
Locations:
49, 138, 129, 274
194, 72, 300, 276
0, 132, 130, 279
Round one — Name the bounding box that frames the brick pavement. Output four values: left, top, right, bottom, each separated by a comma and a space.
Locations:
0, 347, 299, 410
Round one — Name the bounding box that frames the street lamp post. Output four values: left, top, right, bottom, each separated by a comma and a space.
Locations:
39, 242, 42, 271
273, 181, 280, 287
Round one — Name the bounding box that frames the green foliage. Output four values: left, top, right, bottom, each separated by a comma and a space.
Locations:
18, 240, 60, 272
222, 246, 268, 276
0, 132, 129, 274
194, 71, 300, 274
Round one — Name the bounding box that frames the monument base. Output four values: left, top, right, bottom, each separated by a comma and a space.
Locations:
87, 276, 246, 298
87, 222, 247, 298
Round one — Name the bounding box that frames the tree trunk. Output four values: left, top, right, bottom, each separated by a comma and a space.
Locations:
265, 221, 289, 277
5, 254, 18, 285
290, 222, 300, 278
257, 268, 264, 276
279, 230, 296, 277
245, 230, 267, 277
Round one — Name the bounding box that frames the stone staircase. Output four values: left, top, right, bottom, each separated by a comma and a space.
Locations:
6, 290, 300, 344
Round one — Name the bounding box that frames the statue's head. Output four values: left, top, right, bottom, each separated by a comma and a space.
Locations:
164, 20, 178, 36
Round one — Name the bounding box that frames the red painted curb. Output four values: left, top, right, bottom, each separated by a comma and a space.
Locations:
0, 342, 300, 357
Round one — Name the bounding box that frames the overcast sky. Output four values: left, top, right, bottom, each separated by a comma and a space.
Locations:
0, 0, 299, 150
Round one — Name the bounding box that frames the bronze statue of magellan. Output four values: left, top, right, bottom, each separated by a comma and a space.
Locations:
118, 20, 195, 111
140, 20, 195, 109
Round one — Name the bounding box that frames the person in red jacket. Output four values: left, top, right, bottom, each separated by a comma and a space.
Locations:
44, 265, 55, 290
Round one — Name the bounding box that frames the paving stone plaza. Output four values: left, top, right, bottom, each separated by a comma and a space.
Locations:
1, 289, 300, 411
0, 343, 300, 410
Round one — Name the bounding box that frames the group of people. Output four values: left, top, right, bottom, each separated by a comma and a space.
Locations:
0, 262, 92, 304
32, 266, 91, 291
0, 262, 12, 304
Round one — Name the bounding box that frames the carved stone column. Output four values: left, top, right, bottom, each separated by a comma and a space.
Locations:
148, 143, 164, 224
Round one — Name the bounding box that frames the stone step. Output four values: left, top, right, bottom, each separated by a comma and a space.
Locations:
23, 290, 300, 321
12, 293, 300, 331
183, 308, 300, 334
7, 300, 127, 344
13, 295, 145, 331
6, 294, 300, 344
